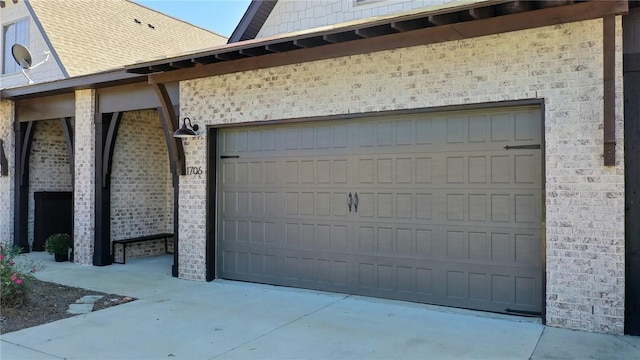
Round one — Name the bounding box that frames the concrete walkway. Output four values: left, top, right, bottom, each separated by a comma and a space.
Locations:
1, 253, 638, 360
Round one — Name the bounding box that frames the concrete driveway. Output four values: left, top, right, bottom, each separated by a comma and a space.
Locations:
1, 253, 638, 360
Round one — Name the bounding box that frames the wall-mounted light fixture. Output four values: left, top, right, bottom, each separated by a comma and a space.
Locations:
173, 117, 200, 138
0, 139, 8, 177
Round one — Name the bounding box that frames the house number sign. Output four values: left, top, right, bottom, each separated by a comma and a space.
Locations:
186, 166, 203, 175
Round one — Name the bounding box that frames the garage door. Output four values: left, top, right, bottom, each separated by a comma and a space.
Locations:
217, 107, 542, 315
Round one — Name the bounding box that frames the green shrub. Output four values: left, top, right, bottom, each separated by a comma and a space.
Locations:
45, 233, 71, 255
0, 245, 38, 308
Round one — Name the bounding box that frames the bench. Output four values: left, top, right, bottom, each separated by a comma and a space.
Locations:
112, 233, 173, 264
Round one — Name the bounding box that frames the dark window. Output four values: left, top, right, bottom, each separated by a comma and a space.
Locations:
3, 18, 29, 74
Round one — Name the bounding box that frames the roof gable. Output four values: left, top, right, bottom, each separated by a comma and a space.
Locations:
229, 0, 277, 43
27, 0, 227, 77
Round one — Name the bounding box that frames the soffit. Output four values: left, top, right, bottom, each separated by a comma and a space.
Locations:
228, 0, 278, 43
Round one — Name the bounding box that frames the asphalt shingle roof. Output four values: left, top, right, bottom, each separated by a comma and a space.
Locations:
28, 0, 227, 77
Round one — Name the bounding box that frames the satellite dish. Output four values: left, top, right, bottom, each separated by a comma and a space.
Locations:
10, 44, 50, 85
12, 44, 32, 69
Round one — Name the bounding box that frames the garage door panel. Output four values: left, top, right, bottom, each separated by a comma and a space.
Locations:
353, 153, 541, 188
347, 190, 540, 227
217, 107, 543, 315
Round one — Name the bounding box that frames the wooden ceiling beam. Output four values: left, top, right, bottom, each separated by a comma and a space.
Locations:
266, 42, 303, 52
293, 37, 329, 48
192, 56, 221, 65
169, 60, 195, 69
536, 1, 575, 9
214, 52, 246, 61
428, 12, 461, 26
391, 17, 433, 32
355, 24, 398, 38
468, 6, 495, 20
323, 31, 364, 44
497, 0, 533, 15
239, 47, 274, 56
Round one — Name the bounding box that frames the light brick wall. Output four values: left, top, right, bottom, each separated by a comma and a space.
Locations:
176, 137, 207, 280
0, 0, 66, 89
110, 109, 172, 260
73, 89, 95, 265
0, 100, 15, 245
181, 18, 625, 333
257, 0, 457, 38
27, 119, 72, 247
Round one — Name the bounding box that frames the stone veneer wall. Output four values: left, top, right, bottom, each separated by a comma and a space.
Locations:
180, 18, 625, 334
73, 89, 95, 265
110, 109, 172, 261
27, 119, 73, 248
0, 101, 15, 245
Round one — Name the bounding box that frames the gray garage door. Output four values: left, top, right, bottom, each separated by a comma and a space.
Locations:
217, 107, 542, 315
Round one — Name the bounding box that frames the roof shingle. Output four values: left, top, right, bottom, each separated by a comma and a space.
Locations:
28, 0, 227, 77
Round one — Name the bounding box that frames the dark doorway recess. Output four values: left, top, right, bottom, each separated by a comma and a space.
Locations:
33, 192, 73, 251
624, 9, 640, 336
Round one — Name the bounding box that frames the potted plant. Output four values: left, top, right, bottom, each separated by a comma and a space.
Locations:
45, 233, 72, 262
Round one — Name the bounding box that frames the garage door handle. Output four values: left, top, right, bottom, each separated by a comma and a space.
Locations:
353, 192, 359, 213
503, 144, 540, 150
347, 193, 353, 212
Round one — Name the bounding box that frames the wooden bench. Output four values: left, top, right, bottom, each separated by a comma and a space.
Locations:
112, 233, 173, 264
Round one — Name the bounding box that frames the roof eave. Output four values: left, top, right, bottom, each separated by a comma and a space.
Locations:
1, 68, 145, 100
126, 0, 628, 84
228, 0, 278, 43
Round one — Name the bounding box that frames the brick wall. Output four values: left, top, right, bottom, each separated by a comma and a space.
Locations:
27, 119, 73, 247
73, 89, 95, 265
181, 18, 625, 334
257, 0, 456, 38
0, 100, 15, 245
110, 109, 172, 261
0, 0, 66, 89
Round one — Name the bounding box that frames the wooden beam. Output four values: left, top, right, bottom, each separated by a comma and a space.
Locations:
0, 139, 7, 177
152, 83, 183, 278
240, 46, 274, 56
153, 83, 186, 178
323, 31, 363, 43
603, 15, 616, 166
468, 6, 495, 20
265, 42, 303, 52
293, 37, 328, 48
13, 121, 35, 252
16, 93, 75, 122
60, 117, 74, 183
215, 52, 246, 61
149, 1, 628, 85
192, 56, 221, 65
356, 24, 398, 38
536, 1, 574, 9
169, 60, 195, 69
391, 18, 433, 32
19, 121, 35, 187
497, 0, 532, 15
94, 113, 118, 266
428, 12, 460, 26
101, 112, 122, 186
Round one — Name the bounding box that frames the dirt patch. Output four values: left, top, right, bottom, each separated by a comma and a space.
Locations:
0, 279, 134, 334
